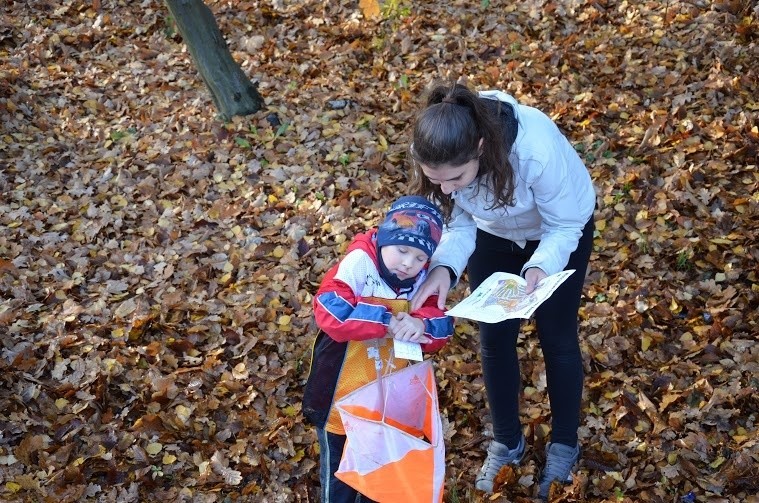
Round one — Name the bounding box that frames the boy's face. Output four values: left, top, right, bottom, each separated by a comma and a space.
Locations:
380, 245, 429, 281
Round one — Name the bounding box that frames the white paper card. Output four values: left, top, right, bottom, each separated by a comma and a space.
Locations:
393, 339, 423, 361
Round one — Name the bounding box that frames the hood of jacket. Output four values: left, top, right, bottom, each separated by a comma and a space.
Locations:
347, 229, 381, 265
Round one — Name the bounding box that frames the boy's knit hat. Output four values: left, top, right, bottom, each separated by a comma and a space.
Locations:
377, 196, 443, 257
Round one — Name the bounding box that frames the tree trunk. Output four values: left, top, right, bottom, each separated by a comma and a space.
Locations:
164, 0, 263, 121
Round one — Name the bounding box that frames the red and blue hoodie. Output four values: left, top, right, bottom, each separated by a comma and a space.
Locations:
302, 229, 454, 433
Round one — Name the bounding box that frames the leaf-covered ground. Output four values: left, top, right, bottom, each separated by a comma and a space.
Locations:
1, 0, 757, 501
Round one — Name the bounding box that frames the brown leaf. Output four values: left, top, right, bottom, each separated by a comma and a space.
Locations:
15, 435, 49, 465
359, 0, 380, 19
493, 463, 517, 491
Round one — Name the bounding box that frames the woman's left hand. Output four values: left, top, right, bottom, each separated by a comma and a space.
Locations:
524, 267, 547, 294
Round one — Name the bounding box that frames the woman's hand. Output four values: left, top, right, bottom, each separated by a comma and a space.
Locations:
524, 267, 548, 294
410, 266, 451, 311
390, 312, 431, 344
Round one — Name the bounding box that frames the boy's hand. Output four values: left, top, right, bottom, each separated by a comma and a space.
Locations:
391, 312, 431, 344
385, 314, 399, 338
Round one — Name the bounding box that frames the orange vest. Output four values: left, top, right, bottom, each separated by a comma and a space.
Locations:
325, 297, 411, 435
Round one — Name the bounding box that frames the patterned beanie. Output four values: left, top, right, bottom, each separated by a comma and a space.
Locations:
377, 196, 443, 257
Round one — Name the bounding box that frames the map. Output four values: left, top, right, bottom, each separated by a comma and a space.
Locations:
445, 270, 575, 323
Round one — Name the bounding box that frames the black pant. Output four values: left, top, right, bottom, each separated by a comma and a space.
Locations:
467, 217, 594, 448
316, 428, 377, 503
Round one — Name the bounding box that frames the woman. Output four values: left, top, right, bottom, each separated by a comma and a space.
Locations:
408, 83, 596, 500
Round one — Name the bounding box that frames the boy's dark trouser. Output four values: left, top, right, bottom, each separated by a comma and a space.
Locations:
316, 427, 377, 503
467, 217, 594, 448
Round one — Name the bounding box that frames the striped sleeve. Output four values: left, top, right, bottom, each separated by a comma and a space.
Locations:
313, 250, 392, 342
413, 295, 454, 353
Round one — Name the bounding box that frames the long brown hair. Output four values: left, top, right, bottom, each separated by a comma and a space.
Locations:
409, 83, 515, 221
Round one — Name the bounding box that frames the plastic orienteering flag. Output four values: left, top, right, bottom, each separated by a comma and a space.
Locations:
334, 360, 445, 502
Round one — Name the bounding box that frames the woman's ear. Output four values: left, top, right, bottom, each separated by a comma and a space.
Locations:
478, 137, 484, 156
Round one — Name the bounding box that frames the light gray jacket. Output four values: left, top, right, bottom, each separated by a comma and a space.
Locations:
430, 90, 597, 279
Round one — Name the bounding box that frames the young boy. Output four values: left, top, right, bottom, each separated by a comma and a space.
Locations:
303, 195, 454, 503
